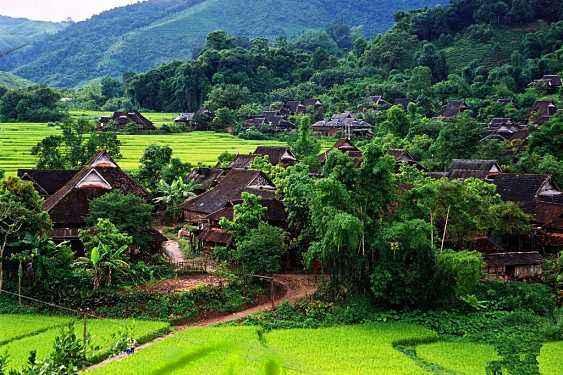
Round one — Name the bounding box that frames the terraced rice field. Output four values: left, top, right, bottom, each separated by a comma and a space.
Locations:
0, 314, 169, 372
417, 340, 562, 375
0, 121, 285, 175
87, 323, 437, 374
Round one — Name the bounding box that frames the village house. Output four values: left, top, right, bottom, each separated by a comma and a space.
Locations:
529, 100, 558, 125
185, 167, 225, 194
429, 159, 503, 180
277, 98, 324, 117
529, 74, 562, 91
360, 95, 392, 111
229, 146, 297, 169
97, 111, 156, 131
181, 168, 286, 250
244, 110, 296, 133
319, 138, 364, 166
484, 252, 543, 281
388, 149, 426, 170
174, 108, 213, 130
312, 112, 373, 138
435, 100, 469, 120
393, 98, 410, 111
174, 112, 194, 125
481, 118, 529, 142
18, 151, 163, 252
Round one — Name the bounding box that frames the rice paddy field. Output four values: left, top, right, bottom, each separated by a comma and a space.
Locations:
0, 314, 169, 372
417, 340, 563, 375
86, 323, 437, 375
0, 120, 286, 176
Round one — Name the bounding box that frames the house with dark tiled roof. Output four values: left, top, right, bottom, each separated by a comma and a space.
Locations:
312, 112, 373, 138
529, 100, 558, 125
228, 147, 297, 170
18, 152, 156, 250
278, 99, 323, 117
435, 100, 469, 119
393, 98, 410, 110
484, 252, 543, 281
444, 159, 503, 180
182, 169, 278, 224
529, 74, 562, 91
319, 138, 364, 165
98, 111, 156, 132
388, 149, 426, 170
185, 167, 225, 194
361, 96, 392, 111
244, 110, 296, 133
174, 112, 194, 124
482, 118, 529, 142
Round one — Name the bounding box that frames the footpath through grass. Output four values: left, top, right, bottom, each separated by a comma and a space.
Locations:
86, 323, 436, 374
0, 314, 169, 372
0, 122, 285, 175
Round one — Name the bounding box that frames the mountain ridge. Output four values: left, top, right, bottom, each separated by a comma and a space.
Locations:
0, 15, 67, 54
0, 0, 446, 87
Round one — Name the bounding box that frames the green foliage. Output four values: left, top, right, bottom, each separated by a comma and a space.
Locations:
0, 86, 66, 122
234, 223, 287, 275
86, 192, 153, 250
473, 281, 556, 316
154, 178, 199, 222
76, 218, 132, 289
220, 193, 267, 239
437, 250, 483, 297
32, 119, 121, 169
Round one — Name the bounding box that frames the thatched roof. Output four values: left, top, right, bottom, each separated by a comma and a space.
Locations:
484, 252, 543, 267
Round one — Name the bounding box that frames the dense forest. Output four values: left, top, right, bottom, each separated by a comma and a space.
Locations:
0, 15, 66, 54
0, 0, 446, 87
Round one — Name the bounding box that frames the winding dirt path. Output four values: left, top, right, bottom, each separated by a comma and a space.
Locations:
86, 274, 320, 372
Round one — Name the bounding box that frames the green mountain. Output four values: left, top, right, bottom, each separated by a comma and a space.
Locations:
0, 0, 446, 87
0, 15, 67, 55
0, 71, 33, 88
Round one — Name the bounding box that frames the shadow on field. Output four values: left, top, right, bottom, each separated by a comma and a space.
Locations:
151, 345, 220, 374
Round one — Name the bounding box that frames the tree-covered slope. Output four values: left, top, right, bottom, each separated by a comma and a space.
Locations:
0, 15, 66, 54
0, 71, 33, 89
0, 0, 446, 87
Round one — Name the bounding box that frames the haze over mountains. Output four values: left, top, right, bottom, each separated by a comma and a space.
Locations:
0, 15, 67, 54
0, 0, 446, 88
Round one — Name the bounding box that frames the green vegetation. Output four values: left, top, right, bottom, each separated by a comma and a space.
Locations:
86, 323, 436, 374
539, 341, 563, 375
417, 341, 499, 374
0, 314, 169, 372
0, 15, 67, 53
0, 122, 285, 175
0, 72, 33, 89
0, 0, 445, 87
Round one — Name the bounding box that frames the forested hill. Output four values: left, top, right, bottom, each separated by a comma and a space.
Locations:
0, 15, 67, 55
0, 0, 446, 87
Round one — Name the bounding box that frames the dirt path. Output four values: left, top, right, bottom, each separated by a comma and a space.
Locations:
86, 274, 320, 372
162, 238, 185, 263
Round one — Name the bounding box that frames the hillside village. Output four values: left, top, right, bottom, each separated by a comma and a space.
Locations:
0, 0, 562, 373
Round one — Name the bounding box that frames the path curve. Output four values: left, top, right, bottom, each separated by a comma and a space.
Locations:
86, 274, 320, 372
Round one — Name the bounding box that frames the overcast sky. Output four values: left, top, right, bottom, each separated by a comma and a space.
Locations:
0, 0, 142, 22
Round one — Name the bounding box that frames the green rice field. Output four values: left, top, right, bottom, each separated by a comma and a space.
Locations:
417, 340, 562, 375
0, 314, 169, 372
87, 323, 436, 374
0, 121, 286, 176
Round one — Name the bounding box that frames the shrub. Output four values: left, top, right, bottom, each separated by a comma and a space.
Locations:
474, 281, 556, 316
437, 250, 483, 297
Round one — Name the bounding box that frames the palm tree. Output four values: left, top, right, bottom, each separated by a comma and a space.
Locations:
74, 243, 129, 289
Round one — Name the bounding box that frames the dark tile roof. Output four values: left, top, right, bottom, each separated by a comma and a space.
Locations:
229, 154, 255, 169
449, 159, 500, 172
186, 167, 224, 192
197, 227, 233, 246
254, 146, 297, 166
491, 174, 549, 204
441, 100, 468, 118
484, 252, 543, 266
99, 111, 156, 131
448, 169, 492, 180
175, 113, 194, 122
388, 149, 424, 170
319, 138, 363, 164
393, 98, 409, 110
489, 118, 514, 128
182, 169, 276, 215
17, 169, 78, 196
529, 100, 557, 124
43, 151, 148, 213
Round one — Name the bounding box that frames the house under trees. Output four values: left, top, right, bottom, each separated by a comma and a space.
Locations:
98, 111, 156, 131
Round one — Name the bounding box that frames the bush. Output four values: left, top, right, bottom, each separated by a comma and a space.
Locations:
474, 281, 556, 316
437, 250, 483, 297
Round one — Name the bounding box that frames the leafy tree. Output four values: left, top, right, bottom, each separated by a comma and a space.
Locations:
100, 76, 124, 100
76, 219, 131, 289
220, 193, 266, 239
32, 120, 121, 169
154, 178, 199, 222
0, 86, 66, 122
137, 144, 190, 189
370, 219, 442, 308
87, 192, 153, 249
234, 223, 287, 275
429, 115, 483, 168
416, 42, 448, 82
216, 151, 236, 168
437, 250, 483, 297
528, 115, 562, 159
327, 22, 353, 50
290, 117, 320, 167
379, 105, 410, 137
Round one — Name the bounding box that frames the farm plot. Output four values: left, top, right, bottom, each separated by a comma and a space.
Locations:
540, 341, 563, 375
416, 341, 499, 375
0, 314, 169, 372
0, 122, 285, 175
86, 323, 436, 374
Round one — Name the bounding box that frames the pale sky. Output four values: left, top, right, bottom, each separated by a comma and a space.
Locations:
0, 0, 143, 22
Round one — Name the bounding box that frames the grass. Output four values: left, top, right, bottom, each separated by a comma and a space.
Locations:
0, 314, 169, 371
539, 341, 563, 375
86, 323, 436, 374
416, 341, 499, 375
0, 122, 286, 176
